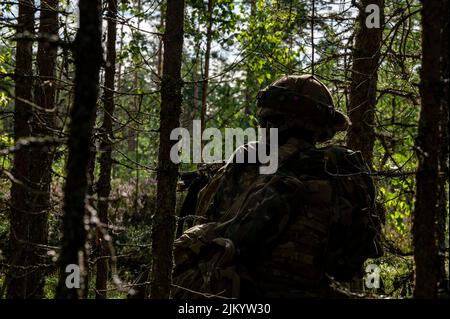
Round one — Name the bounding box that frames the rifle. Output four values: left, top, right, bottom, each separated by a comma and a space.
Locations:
176, 164, 223, 237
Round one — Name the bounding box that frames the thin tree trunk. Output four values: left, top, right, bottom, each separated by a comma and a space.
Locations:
244, 68, 254, 118
150, 0, 185, 299
413, 0, 443, 299
437, 0, 449, 289
200, 0, 213, 136
7, 0, 36, 299
127, 0, 141, 152
95, 0, 118, 299
55, 0, 103, 299
244, 0, 256, 120
84, 126, 97, 297
28, 0, 59, 298
193, 47, 199, 121
185, 40, 200, 131
346, 0, 383, 169
157, 3, 164, 82
117, 5, 125, 95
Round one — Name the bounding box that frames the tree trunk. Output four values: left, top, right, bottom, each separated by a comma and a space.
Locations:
150, 0, 185, 299
157, 3, 164, 82
127, 0, 141, 153
193, 48, 199, 121
28, 0, 59, 298
244, 0, 256, 120
413, 0, 443, 299
437, 0, 449, 289
116, 5, 125, 96
346, 0, 383, 169
55, 0, 103, 299
200, 0, 213, 136
84, 130, 98, 296
96, 0, 118, 299
7, 0, 36, 299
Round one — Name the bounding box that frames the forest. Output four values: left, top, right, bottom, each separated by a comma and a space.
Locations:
0, 0, 448, 300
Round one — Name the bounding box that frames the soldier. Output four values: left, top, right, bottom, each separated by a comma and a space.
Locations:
172, 74, 384, 298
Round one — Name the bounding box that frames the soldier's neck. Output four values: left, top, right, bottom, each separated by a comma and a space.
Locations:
281, 136, 315, 149
278, 137, 315, 163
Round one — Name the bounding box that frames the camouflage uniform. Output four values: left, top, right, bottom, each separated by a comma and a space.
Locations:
172, 75, 384, 299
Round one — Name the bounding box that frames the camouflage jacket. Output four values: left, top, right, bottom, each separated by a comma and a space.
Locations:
172, 138, 383, 298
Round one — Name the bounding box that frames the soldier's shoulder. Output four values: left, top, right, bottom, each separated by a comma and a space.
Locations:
320, 144, 359, 157
318, 144, 371, 175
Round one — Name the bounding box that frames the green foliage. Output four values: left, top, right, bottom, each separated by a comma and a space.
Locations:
44, 275, 58, 299
0, 133, 14, 171
365, 255, 414, 298
236, 0, 307, 84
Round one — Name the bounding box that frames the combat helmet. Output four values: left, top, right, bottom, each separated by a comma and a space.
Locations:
256, 74, 350, 142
